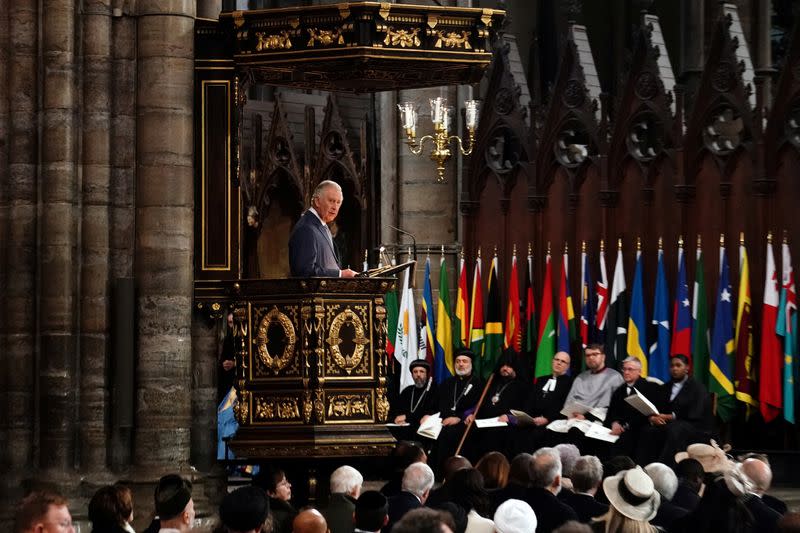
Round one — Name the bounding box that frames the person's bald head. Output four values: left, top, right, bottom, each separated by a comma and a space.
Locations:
741, 458, 772, 495
292, 508, 328, 533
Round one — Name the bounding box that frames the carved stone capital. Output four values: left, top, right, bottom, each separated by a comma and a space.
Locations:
598, 190, 618, 208
673, 184, 695, 204
528, 195, 547, 213
752, 177, 776, 197
460, 200, 480, 216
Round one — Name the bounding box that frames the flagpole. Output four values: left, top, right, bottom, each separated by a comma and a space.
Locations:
454, 373, 495, 456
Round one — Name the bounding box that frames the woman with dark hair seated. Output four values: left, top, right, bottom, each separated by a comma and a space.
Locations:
88, 485, 134, 533
446, 468, 494, 533
475, 451, 510, 491
490, 453, 531, 514
253, 466, 298, 533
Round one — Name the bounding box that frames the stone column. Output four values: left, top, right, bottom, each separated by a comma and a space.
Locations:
0, 0, 10, 492
39, 0, 79, 473
753, 0, 772, 106
2, 0, 38, 497
198, 0, 221, 20
80, 0, 113, 472
133, 0, 195, 470
680, 0, 705, 109
378, 91, 398, 246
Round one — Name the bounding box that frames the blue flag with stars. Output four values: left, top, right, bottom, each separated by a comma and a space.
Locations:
710, 245, 736, 422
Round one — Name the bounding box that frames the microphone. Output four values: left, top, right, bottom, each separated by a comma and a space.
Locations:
389, 224, 417, 261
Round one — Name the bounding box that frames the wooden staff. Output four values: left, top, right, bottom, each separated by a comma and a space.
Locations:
454, 373, 495, 456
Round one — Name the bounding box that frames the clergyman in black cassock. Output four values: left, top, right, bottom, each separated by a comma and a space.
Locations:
388, 359, 438, 442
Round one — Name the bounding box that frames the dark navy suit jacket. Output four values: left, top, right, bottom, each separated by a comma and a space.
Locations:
288, 210, 341, 277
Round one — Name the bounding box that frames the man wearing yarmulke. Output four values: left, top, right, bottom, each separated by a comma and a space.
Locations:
219, 486, 270, 533
145, 474, 195, 533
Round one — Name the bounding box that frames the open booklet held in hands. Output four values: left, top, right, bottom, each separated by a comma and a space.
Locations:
624, 388, 660, 416
417, 412, 443, 440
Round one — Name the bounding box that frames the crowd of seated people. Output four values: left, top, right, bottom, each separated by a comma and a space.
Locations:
11, 347, 799, 533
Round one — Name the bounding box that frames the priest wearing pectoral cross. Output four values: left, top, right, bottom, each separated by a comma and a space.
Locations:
388, 359, 437, 441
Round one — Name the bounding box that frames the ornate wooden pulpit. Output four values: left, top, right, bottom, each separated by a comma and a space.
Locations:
196, 277, 397, 460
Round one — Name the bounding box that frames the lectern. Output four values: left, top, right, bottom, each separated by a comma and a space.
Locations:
196, 277, 397, 460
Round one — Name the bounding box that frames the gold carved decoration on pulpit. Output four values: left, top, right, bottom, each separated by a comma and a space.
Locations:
255, 306, 296, 373
326, 392, 372, 422
302, 390, 313, 423
314, 390, 325, 422
255, 396, 301, 422
384, 27, 421, 48
326, 308, 370, 375
434, 30, 472, 49
234, 390, 250, 424
376, 388, 390, 422
255, 31, 293, 51
307, 28, 344, 47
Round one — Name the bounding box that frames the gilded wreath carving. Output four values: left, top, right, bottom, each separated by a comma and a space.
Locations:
307, 28, 344, 47
255, 31, 292, 51
327, 393, 372, 419
384, 27, 421, 48
326, 308, 370, 375
255, 306, 296, 373
255, 396, 301, 421
434, 30, 472, 50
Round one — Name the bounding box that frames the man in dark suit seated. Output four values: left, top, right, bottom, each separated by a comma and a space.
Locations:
385, 462, 435, 533
523, 447, 578, 533
510, 351, 573, 456
637, 354, 713, 466
322, 465, 363, 533
559, 455, 608, 523
741, 457, 785, 531
288, 180, 357, 278
604, 357, 662, 458
644, 462, 689, 530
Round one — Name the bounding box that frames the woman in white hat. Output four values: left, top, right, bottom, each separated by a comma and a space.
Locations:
591, 467, 661, 533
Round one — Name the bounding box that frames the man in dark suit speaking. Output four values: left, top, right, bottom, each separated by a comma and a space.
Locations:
289, 180, 357, 278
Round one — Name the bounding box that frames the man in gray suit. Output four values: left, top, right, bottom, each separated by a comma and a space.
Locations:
289, 180, 357, 278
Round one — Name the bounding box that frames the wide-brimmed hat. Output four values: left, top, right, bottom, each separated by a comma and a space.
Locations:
494, 499, 537, 533
674, 440, 732, 473
603, 466, 661, 522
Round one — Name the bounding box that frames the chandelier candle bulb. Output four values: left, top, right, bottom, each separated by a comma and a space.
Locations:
430, 97, 447, 124
465, 100, 480, 130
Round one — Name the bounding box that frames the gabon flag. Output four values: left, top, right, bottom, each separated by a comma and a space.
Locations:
435, 251, 454, 383
505, 248, 522, 352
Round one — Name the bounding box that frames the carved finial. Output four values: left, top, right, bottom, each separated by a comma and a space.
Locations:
493, 245, 498, 257
600, 239, 605, 252
460, 247, 465, 259
528, 242, 532, 256
783, 230, 789, 245
564, 241, 569, 254
697, 235, 702, 248
547, 241, 551, 255
658, 237, 663, 250
618, 238, 623, 250
582, 240, 586, 253
739, 232, 744, 246
767, 231, 772, 244
441, 244, 445, 258
636, 237, 642, 251
364, 249, 368, 261
678, 235, 684, 247
478, 246, 482, 259
720, 234, 725, 247
426, 247, 430, 258
512, 243, 517, 256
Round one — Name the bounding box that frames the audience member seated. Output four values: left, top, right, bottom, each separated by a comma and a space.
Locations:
151, 474, 195, 533
88, 485, 132, 533
490, 453, 532, 514
591, 466, 660, 533
604, 357, 662, 459
391, 508, 456, 533
644, 462, 688, 530
637, 355, 713, 466
475, 452, 510, 491
322, 465, 363, 533
292, 509, 328, 533
555, 444, 580, 493
380, 441, 427, 497
354, 491, 388, 533
426, 350, 483, 471
511, 352, 573, 456
254, 466, 298, 533
446, 468, 493, 533
427, 455, 472, 509
563, 345, 623, 421
493, 499, 537, 533
385, 462, 435, 532
559, 456, 608, 523
740, 458, 783, 532
524, 447, 578, 533
740, 454, 788, 516
389, 359, 438, 442
14, 491, 75, 533
115, 485, 135, 533
594, 455, 635, 505
436, 503, 468, 533
463, 355, 526, 460
671, 457, 704, 512
219, 486, 270, 533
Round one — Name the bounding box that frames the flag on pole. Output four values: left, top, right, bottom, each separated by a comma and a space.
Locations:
672, 239, 692, 358
395, 267, 418, 392
580, 242, 596, 350
535, 251, 556, 379
557, 245, 577, 353
627, 245, 648, 375
421, 256, 436, 368
709, 238, 735, 422
606, 241, 628, 369
469, 253, 485, 374
484, 252, 504, 378
692, 239, 711, 387
505, 249, 522, 352
524, 245, 537, 356
385, 285, 399, 362
734, 235, 757, 413
777, 237, 797, 423
454, 252, 470, 350
435, 253, 454, 384
759, 234, 782, 422
650, 243, 671, 383
596, 241, 609, 346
